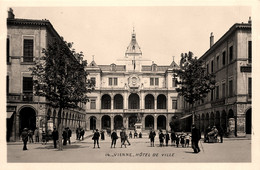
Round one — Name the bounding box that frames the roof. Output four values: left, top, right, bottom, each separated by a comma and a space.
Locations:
200, 23, 251, 61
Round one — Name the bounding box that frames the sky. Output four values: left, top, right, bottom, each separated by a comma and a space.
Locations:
9, 6, 251, 66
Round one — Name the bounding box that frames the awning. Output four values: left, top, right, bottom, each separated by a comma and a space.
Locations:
179, 114, 192, 120
7, 112, 14, 119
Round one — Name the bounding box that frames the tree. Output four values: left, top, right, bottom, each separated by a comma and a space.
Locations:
176, 52, 215, 125
30, 39, 94, 150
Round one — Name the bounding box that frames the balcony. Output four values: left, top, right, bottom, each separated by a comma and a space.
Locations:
22, 93, 33, 102
7, 93, 21, 102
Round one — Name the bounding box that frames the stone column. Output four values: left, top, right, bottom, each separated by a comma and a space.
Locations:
155, 98, 157, 110
154, 115, 157, 130
111, 115, 114, 130
111, 99, 114, 110
236, 114, 246, 137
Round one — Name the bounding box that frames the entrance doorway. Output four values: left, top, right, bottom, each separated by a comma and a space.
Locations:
90, 116, 96, 130
128, 116, 137, 130
114, 115, 123, 129
101, 115, 111, 130
19, 107, 36, 135
246, 108, 252, 134
145, 115, 154, 129
157, 115, 166, 130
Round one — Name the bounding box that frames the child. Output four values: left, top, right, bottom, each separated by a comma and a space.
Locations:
42, 131, 47, 145
185, 133, 190, 147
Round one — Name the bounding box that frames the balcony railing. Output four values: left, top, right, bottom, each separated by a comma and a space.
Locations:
22, 93, 33, 101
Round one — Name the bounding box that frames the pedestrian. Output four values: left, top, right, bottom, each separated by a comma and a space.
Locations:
180, 132, 185, 147
159, 129, 164, 147
170, 130, 176, 146
101, 130, 105, 140
80, 128, 85, 140
67, 127, 72, 144
204, 126, 211, 143
111, 129, 118, 148
21, 128, 29, 150
129, 131, 132, 138
28, 129, 34, 143
42, 130, 47, 145
92, 129, 100, 148
218, 127, 224, 143
191, 124, 201, 153
34, 127, 39, 143
62, 128, 68, 145
139, 132, 142, 138
120, 128, 127, 148
52, 127, 59, 148
76, 127, 80, 140
185, 133, 190, 147
165, 131, 170, 146
176, 135, 180, 147
134, 130, 138, 138
149, 129, 156, 147
125, 133, 131, 145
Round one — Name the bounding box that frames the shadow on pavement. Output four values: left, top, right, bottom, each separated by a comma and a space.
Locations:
35, 144, 89, 150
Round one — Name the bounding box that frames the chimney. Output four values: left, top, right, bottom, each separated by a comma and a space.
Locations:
210, 32, 214, 48
248, 16, 252, 24
8, 8, 15, 19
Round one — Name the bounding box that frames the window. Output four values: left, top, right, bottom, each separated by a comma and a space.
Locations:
211, 60, 214, 73
172, 100, 177, 109
150, 78, 154, 86
248, 78, 252, 98
108, 77, 117, 86
206, 64, 209, 73
222, 51, 226, 66
229, 80, 233, 97
109, 78, 113, 86
6, 76, 9, 94
114, 78, 118, 86
216, 56, 219, 70
7, 38, 10, 62
222, 83, 226, 98
229, 46, 233, 62
91, 77, 96, 87
23, 77, 33, 92
90, 99, 96, 109
211, 89, 214, 101
155, 78, 159, 86
172, 78, 177, 87
216, 86, 219, 99
23, 39, 34, 62
150, 78, 159, 86
248, 41, 252, 63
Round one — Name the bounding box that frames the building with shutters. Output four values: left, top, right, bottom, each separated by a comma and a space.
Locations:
6, 9, 86, 141
182, 18, 252, 137
85, 29, 184, 132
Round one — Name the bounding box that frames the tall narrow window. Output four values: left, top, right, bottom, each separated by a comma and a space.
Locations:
229, 80, 233, 97
114, 78, 118, 86
91, 77, 96, 87
248, 78, 252, 98
211, 60, 214, 73
7, 38, 10, 63
222, 51, 226, 66
109, 78, 113, 86
23, 77, 33, 92
150, 78, 154, 86
172, 78, 177, 87
216, 56, 219, 70
248, 41, 252, 63
206, 64, 209, 73
172, 100, 177, 109
155, 78, 159, 86
90, 99, 96, 109
211, 89, 214, 101
23, 39, 34, 62
222, 83, 226, 98
216, 86, 219, 99
6, 76, 9, 94
229, 46, 233, 62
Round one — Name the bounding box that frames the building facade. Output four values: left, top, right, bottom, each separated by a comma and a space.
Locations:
85, 30, 184, 132
184, 19, 252, 137
6, 9, 86, 142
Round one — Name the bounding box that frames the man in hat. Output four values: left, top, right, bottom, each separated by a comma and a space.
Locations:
191, 124, 201, 153
21, 128, 29, 150
120, 128, 127, 148
52, 127, 59, 148
93, 129, 100, 148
